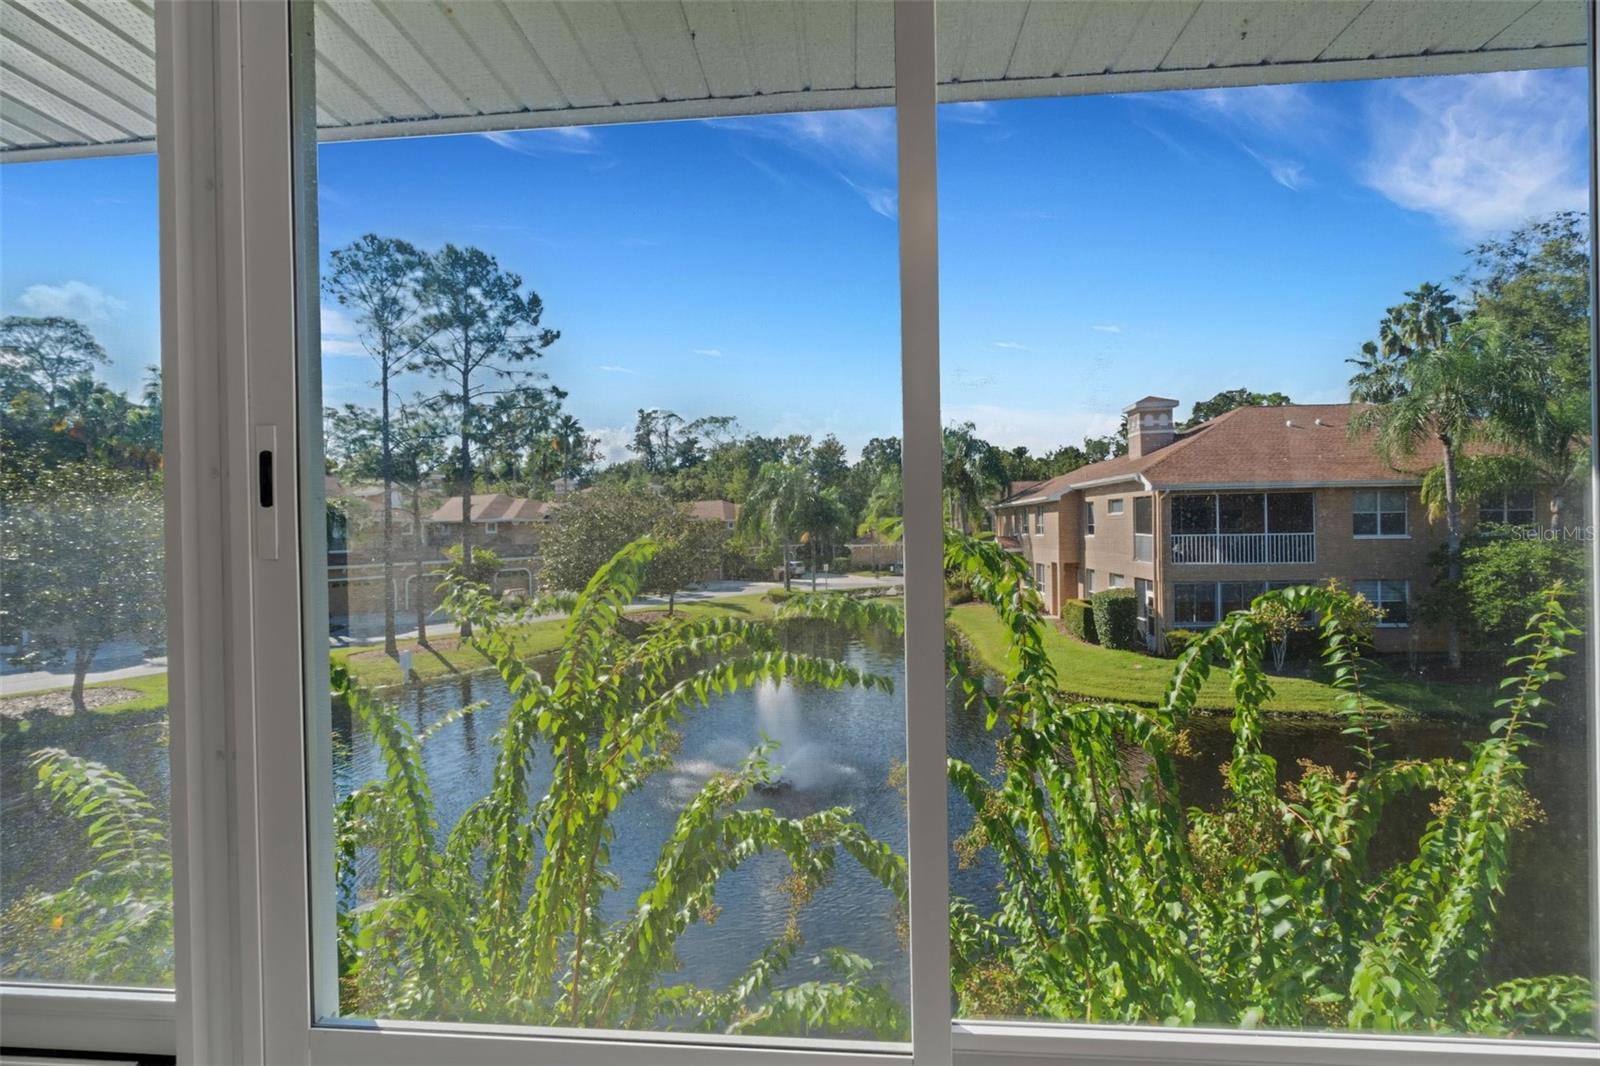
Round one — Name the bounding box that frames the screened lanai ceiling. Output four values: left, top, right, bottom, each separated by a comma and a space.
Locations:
0, 0, 1588, 161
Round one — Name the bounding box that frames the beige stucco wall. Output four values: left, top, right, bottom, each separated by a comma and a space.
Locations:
1157, 486, 1448, 654
1079, 482, 1156, 598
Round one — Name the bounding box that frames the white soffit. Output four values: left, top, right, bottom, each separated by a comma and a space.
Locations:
1, 0, 1588, 162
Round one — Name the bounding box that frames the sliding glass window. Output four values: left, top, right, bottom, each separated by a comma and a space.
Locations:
0, 60, 170, 999
937, 0, 1597, 1048
290, 0, 915, 1049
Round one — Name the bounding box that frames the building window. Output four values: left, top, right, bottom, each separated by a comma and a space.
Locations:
1034, 562, 1045, 590
484, 522, 500, 536
1134, 577, 1153, 632
1482, 488, 1537, 528
1354, 489, 1408, 537
1109, 573, 1125, 588
1133, 496, 1154, 562
1354, 579, 1410, 627
1107, 498, 1124, 515
1084, 500, 1095, 535
1084, 569, 1095, 595
1034, 505, 1044, 533
1219, 580, 1263, 616
1173, 582, 1218, 626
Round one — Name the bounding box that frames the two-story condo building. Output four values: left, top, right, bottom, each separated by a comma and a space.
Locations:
992, 396, 1556, 656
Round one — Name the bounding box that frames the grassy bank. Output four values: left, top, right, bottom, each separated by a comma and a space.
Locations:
7, 590, 1492, 721
945, 602, 1496, 718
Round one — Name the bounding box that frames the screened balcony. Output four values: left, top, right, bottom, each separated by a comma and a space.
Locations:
1169, 492, 1315, 565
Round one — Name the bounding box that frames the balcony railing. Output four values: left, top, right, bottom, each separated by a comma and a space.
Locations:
1169, 532, 1315, 565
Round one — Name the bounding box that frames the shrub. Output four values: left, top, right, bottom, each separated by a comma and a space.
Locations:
943, 529, 1593, 1037
1163, 627, 1204, 657
1090, 587, 1139, 650
1060, 598, 1097, 644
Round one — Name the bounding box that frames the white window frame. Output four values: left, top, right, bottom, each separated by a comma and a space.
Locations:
1085, 500, 1096, 536
1482, 487, 1538, 527
1108, 498, 1125, 515
1354, 579, 1412, 628
1354, 488, 1410, 539
7, 3, 1599, 1066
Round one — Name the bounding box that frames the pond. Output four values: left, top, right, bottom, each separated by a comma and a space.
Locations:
2, 629, 1592, 1001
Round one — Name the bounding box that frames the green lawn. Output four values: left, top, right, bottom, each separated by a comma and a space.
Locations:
945, 602, 1496, 718
7, 590, 1491, 721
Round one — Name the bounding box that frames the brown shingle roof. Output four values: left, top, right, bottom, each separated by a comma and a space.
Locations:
428, 493, 558, 524
688, 499, 739, 523
998, 403, 1443, 503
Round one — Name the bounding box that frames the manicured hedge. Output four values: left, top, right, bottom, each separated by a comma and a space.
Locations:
1061, 598, 1097, 644
1091, 588, 1140, 651
1163, 628, 1205, 657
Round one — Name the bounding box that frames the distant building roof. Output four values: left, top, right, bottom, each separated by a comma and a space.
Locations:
996, 403, 1448, 504
428, 493, 558, 524
688, 499, 739, 523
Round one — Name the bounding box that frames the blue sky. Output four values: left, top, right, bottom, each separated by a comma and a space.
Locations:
2, 66, 1589, 460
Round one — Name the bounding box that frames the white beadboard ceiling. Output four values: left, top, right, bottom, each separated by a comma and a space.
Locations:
0, 0, 1588, 161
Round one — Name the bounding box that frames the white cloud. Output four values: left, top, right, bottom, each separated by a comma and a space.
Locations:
481, 125, 600, 156
16, 280, 126, 321
1363, 69, 1589, 234
994, 341, 1030, 350
589, 426, 636, 466
1182, 83, 1319, 135
318, 304, 366, 358
597, 364, 637, 374
1091, 324, 1122, 334
942, 101, 997, 125
839, 174, 897, 219
1241, 145, 1309, 191
943, 403, 1121, 457
693, 348, 724, 358
769, 108, 896, 167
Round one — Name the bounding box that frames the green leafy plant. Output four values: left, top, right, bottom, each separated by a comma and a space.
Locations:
335, 537, 908, 1035
0, 750, 172, 985
943, 530, 1592, 1037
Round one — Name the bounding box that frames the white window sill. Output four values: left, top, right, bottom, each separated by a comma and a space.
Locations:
1353, 533, 1411, 540
0, 984, 175, 1057
953, 1020, 1600, 1064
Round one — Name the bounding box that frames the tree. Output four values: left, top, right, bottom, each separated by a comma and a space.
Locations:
1183, 388, 1292, 428
414, 244, 560, 634
941, 422, 1006, 533
1463, 212, 1592, 532
0, 462, 164, 709
1348, 283, 1462, 404
539, 488, 725, 612
739, 461, 815, 591
1422, 532, 1588, 652
325, 235, 431, 655
0, 316, 108, 409
388, 405, 452, 646
549, 412, 598, 482
1350, 315, 1507, 668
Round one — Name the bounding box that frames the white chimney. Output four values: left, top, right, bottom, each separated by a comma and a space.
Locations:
1123, 396, 1180, 458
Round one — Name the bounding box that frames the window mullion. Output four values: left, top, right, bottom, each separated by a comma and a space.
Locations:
891, 0, 950, 1062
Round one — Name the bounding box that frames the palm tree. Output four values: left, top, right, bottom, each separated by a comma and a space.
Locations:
798, 486, 851, 591
941, 422, 1005, 534
1350, 317, 1506, 669
739, 461, 813, 591
1348, 283, 1462, 404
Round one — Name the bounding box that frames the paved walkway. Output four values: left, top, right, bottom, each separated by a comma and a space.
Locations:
0, 573, 904, 697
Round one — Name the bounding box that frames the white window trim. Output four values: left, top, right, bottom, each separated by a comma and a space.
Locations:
1353, 488, 1410, 539
1354, 579, 1412, 629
